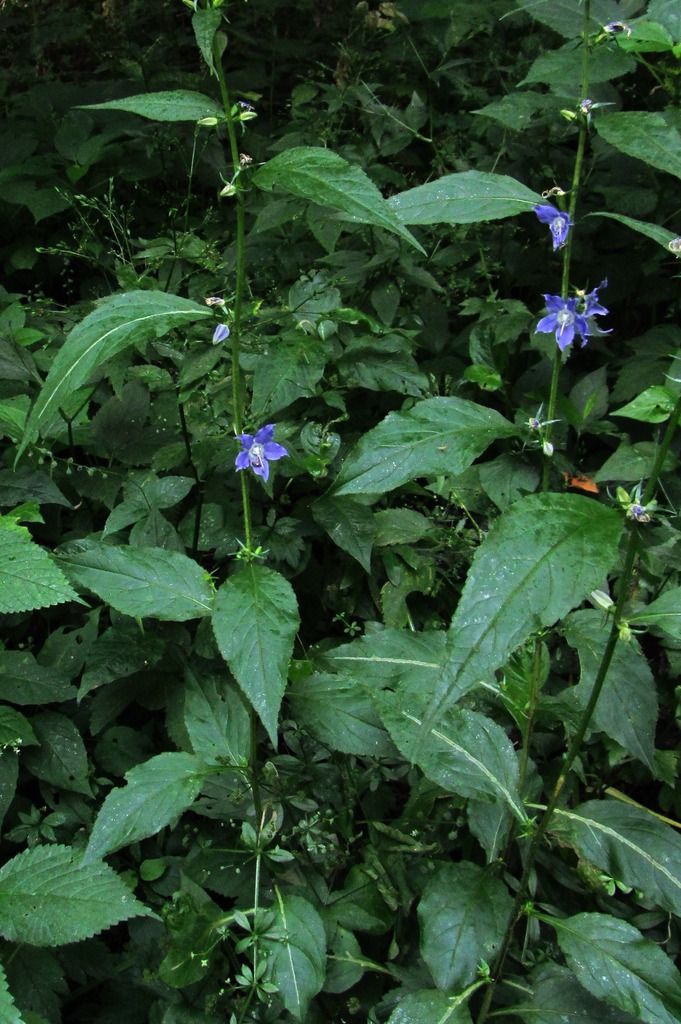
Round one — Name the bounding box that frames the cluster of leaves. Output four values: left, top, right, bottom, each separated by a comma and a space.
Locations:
1, 0, 681, 1022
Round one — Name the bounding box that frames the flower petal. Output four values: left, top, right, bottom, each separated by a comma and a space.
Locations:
536, 313, 558, 334
556, 322, 575, 351
252, 459, 270, 481
263, 442, 288, 461
237, 433, 254, 448
235, 451, 251, 470
254, 424, 275, 444
543, 294, 565, 313
534, 203, 559, 224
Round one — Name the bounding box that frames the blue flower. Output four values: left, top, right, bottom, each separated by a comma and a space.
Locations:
582, 279, 609, 317
534, 203, 572, 251
212, 323, 230, 345
235, 424, 288, 481
535, 282, 610, 352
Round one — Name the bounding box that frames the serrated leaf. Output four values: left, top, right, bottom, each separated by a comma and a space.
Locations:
0, 962, 24, 1024
85, 752, 208, 861
18, 291, 211, 457
0, 522, 80, 614
57, 540, 214, 620
420, 494, 622, 735
251, 336, 330, 418
387, 989, 472, 1024
629, 588, 681, 639
596, 111, 681, 182
23, 711, 91, 795
0, 707, 38, 752
289, 672, 393, 757
80, 90, 223, 122
192, 9, 222, 76
418, 862, 512, 990
333, 396, 516, 496
183, 664, 250, 765
211, 565, 299, 744
252, 146, 424, 253
262, 890, 326, 1020
553, 912, 681, 1024
327, 629, 446, 688
551, 800, 681, 916
513, 962, 638, 1024
0, 844, 149, 945
0, 651, 75, 705
3, 947, 67, 1024
387, 170, 542, 224
312, 495, 375, 570
516, 0, 622, 37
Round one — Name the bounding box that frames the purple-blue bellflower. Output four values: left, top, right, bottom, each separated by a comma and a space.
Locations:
235, 424, 288, 481
535, 280, 610, 352
212, 323, 230, 345
533, 203, 572, 251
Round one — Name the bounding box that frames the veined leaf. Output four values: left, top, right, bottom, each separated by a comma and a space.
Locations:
81, 90, 223, 122
553, 912, 681, 1024
589, 212, 678, 251
0, 962, 23, 1024
312, 495, 375, 570
333, 396, 517, 497
420, 494, 621, 736
57, 540, 214, 621
630, 588, 681, 639
212, 565, 299, 744
387, 989, 472, 1024
551, 800, 681, 916
513, 962, 639, 1024
387, 170, 542, 224
0, 844, 149, 946
596, 111, 681, 182
85, 752, 209, 862
18, 290, 211, 457
0, 520, 80, 614
252, 146, 424, 253
289, 672, 393, 757
183, 664, 251, 766
0, 651, 75, 705
262, 890, 326, 1021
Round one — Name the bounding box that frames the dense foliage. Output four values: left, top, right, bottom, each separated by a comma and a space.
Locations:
1, 0, 681, 1021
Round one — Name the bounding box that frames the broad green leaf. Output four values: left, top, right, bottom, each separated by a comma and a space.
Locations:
0, 651, 75, 705
474, 92, 558, 133
552, 799, 681, 915
387, 171, 542, 224
373, 508, 435, 546
333, 396, 516, 497
629, 588, 681, 639
565, 610, 657, 771
513, 962, 638, 1024
337, 336, 428, 397
57, 540, 214, 621
251, 336, 330, 418
515, 0, 625, 37
23, 712, 91, 795
0, 751, 18, 833
4, 946, 67, 1024
252, 146, 424, 253
0, 521, 80, 614
0, 468, 71, 508
326, 629, 446, 689
288, 672, 394, 757
18, 291, 211, 456
103, 474, 195, 538
212, 565, 299, 744
85, 752, 208, 861
0, 706, 37, 752
262, 891, 326, 1021
0, 962, 23, 1024
192, 9, 223, 76
648, 0, 681, 40
596, 112, 681, 182
0, 844, 149, 945
312, 495, 375, 570
613, 385, 676, 423
553, 912, 681, 1024
617, 21, 675, 53
420, 494, 622, 733
81, 90, 223, 122
387, 989, 472, 1024
79, 627, 165, 697
521, 40, 634, 92
183, 664, 250, 766
418, 862, 512, 990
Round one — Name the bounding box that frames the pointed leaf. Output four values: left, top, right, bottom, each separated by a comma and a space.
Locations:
387, 990, 472, 1024
0, 844, 149, 945
312, 495, 375, 570
212, 565, 299, 744
554, 913, 681, 1024
252, 146, 424, 253
333, 397, 517, 497
19, 291, 211, 456
596, 112, 681, 182
513, 962, 638, 1024
0, 962, 23, 1024
262, 891, 326, 1021
630, 588, 681, 639
289, 672, 393, 757
57, 540, 214, 621
387, 170, 542, 224
0, 521, 80, 614
589, 212, 677, 251
183, 664, 250, 765
85, 752, 208, 861
81, 90, 223, 122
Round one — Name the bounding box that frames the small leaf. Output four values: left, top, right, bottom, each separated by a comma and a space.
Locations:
58, 540, 214, 621
252, 146, 424, 253
387, 170, 542, 224
85, 752, 208, 862
0, 844, 149, 946
183, 664, 250, 766
419, 862, 512, 990
23, 712, 91, 794
612, 385, 676, 423
212, 565, 299, 744
80, 90, 223, 122
0, 520, 80, 614
312, 495, 375, 570
0, 961, 23, 1024
0, 706, 38, 752
629, 588, 681, 639
192, 9, 222, 76
262, 890, 326, 1020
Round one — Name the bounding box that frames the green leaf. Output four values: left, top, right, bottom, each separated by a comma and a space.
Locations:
629, 588, 681, 639
422, 494, 622, 730
288, 672, 394, 757
551, 799, 681, 916
521, 40, 634, 92
326, 629, 446, 688
596, 112, 681, 182
387, 990, 472, 1024
418, 862, 512, 990
262, 890, 326, 1021
516, 0, 623, 37
251, 336, 330, 418
617, 22, 675, 53
0, 962, 23, 1024
192, 9, 223, 76
648, 0, 681, 40
23, 712, 91, 795
0, 651, 75, 705
0, 521, 80, 614
553, 912, 681, 1024
612, 385, 677, 423
80, 90, 223, 122
387, 171, 542, 224
212, 565, 299, 744
0, 844, 149, 946
183, 664, 250, 766
373, 508, 435, 546
252, 147, 424, 253
0, 751, 18, 833
57, 540, 214, 621
18, 291, 211, 456
333, 397, 516, 497
564, 610, 657, 771
513, 962, 638, 1024
0, 706, 38, 753
312, 495, 375, 570
85, 752, 208, 862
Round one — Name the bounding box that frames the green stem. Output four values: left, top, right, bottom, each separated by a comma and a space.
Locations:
476, 394, 681, 1024
178, 399, 203, 559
